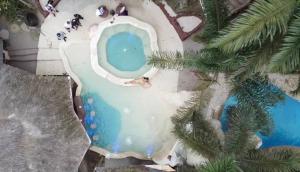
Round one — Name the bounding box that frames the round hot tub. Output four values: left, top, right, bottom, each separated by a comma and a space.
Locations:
106, 32, 146, 72
90, 16, 158, 85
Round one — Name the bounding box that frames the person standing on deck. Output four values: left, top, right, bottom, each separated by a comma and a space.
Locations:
56, 32, 67, 42
74, 14, 84, 26
64, 20, 72, 32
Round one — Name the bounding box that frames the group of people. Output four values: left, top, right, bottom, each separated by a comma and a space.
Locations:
95, 3, 128, 18
64, 14, 84, 32
56, 14, 84, 42
45, 0, 84, 42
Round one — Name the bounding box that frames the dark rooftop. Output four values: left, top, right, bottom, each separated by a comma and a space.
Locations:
0, 64, 90, 171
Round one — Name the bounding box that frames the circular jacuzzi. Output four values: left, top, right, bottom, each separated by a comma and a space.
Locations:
90, 16, 158, 85
106, 32, 146, 72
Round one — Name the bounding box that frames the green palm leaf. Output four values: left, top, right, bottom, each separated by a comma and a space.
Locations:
172, 90, 223, 160
224, 106, 257, 156
270, 15, 300, 73
240, 148, 300, 172
148, 49, 240, 73
209, 0, 297, 53
231, 75, 284, 135
232, 37, 283, 80
198, 156, 241, 172
232, 74, 284, 113
193, 0, 229, 42
148, 51, 201, 70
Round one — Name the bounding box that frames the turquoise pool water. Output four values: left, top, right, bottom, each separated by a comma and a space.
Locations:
106, 32, 146, 71
221, 95, 300, 148
98, 24, 151, 78
81, 78, 163, 155
83, 93, 121, 149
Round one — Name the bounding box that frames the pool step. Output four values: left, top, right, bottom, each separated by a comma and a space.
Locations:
36, 48, 66, 75
8, 48, 38, 57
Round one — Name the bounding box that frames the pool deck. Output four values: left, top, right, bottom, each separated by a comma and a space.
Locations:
89, 16, 159, 86
35, 0, 213, 166
36, 0, 196, 164
36, 0, 183, 75
59, 40, 193, 163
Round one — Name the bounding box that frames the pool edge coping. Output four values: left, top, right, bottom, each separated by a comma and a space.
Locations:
90, 16, 159, 86
59, 42, 84, 96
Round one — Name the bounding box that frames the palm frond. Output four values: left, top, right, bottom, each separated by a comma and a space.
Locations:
209, 0, 297, 53
232, 74, 284, 112
198, 156, 240, 172
240, 148, 300, 172
231, 74, 284, 135
270, 15, 300, 73
232, 36, 283, 80
148, 49, 239, 73
148, 51, 201, 70
194, 0, 229, 42
172, 90, 223, 160
224, 106, 257, 156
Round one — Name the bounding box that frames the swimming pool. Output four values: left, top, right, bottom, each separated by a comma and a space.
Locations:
106, 32, 146, 71
97, 24, 152, 78
90, 17, 158, 86
61, 17, 182, 159
221, 94, 300, 148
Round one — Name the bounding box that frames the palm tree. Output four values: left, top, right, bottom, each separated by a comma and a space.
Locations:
149, 0, 300, 170
193, 0, 229, 42
209, 0, 300, 75
197, 156, 240, 172
198, 148, 300, 172
150, 0, 300, 92
173, 75, 300, 171
172, 89, 223, 160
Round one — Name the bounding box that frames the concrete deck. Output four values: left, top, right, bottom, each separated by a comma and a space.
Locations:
0, 13, 42, 73
37, 0, 183, 75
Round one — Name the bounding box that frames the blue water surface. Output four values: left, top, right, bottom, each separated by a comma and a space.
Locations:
106, 32, 146, 71
82, 93, 121, 150
221, 94, 300, 148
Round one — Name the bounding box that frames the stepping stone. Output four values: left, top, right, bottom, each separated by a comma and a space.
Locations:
177, 16, 202, 33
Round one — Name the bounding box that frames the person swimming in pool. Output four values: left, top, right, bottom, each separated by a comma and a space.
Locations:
125, 77, 152, 88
